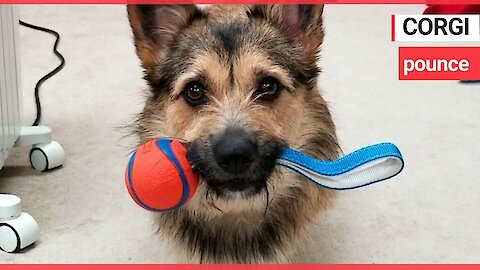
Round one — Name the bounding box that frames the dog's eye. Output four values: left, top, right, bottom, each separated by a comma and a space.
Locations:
255, 77, 280, 101
182, 82, 205, 106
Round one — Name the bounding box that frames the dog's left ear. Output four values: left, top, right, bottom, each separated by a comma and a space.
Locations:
127, 5, 201, 73
249, 5, 324, 57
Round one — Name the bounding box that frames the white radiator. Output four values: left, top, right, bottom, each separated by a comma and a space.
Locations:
0, 5, 22, 170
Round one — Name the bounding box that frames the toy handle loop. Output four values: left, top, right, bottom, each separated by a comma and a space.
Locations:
277, 143, 404, 190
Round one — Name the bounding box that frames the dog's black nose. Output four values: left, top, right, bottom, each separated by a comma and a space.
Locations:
213, 131, 257, 174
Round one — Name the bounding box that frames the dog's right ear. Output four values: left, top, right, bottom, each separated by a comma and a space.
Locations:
249, 5, 324, 60
127, 5, 201, 73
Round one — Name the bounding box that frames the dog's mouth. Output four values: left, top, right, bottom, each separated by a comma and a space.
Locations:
203, 176, 267, 198
192, 161, 269, 198
218, 178, 256, 192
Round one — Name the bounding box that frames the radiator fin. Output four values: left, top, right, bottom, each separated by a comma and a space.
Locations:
0, 5, 22, 169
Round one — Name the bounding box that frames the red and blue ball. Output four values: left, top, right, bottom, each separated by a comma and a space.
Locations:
125, 139, 199, 212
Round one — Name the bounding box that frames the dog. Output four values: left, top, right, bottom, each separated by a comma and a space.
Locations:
127, 4, 340, 263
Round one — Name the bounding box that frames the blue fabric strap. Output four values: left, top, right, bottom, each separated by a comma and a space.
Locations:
277, 142, 404, 190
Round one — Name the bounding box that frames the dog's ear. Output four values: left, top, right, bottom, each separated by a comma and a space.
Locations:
249, 5, 324, 57
127, 5, 201, 72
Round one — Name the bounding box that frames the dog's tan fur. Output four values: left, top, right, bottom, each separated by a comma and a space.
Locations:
128, 4, 340, 263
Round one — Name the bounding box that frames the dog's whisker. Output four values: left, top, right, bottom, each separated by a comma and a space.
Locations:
263, 182, 270, 216
160, 135, 189, 143
205, 188, 223, 213
207, 93, 222, 108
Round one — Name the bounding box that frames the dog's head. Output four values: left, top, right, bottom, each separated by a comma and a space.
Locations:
129, 5, 337, 215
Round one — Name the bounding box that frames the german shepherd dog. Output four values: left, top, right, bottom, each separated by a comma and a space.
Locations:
128, 4, 340, 263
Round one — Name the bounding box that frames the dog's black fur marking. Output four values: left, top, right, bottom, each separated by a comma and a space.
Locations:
211, 22, 246, 54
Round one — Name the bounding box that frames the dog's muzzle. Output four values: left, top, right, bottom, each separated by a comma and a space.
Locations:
186, 128, 283, 197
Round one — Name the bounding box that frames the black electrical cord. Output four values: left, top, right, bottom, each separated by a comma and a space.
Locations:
19, 20, 65, 126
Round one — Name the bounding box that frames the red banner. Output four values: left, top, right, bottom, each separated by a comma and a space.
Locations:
399, 47, 480, 80
1, 266, 480, 270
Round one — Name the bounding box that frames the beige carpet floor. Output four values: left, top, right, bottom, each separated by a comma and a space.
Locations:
1, 5, 479, 263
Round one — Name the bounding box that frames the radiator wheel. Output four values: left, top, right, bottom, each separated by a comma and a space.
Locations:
0, 195, 40, 253
0, 214, 40, 253
0, 225, 19, 253
29, 141, 65, 172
